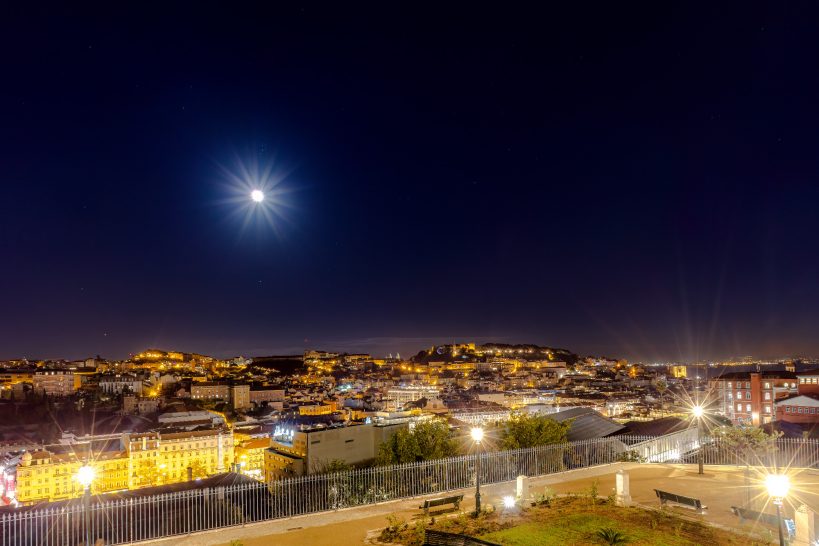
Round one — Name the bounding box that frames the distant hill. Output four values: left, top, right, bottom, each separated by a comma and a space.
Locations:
412, 343, 579, 366
250, 355, 304, 375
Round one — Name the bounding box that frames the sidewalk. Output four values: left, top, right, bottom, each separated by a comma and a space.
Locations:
147, 463, 819, 545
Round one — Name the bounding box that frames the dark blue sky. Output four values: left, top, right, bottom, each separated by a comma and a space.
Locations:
3, 3, 819, 362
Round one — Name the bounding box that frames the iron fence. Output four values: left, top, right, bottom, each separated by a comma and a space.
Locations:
2, 434, 818, 545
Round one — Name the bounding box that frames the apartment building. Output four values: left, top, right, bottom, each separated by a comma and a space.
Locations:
710, 371, 797, 425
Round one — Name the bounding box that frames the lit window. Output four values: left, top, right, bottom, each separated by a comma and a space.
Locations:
765, 382, 771, 389
746, 404, 752, 412
764, 393, 771, 400
799, 407, 804, 413
764, 405, 770, 413
737, 403, 743, 411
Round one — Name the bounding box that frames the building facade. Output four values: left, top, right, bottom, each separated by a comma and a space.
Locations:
13, 429, 234, 504
710, 371, 798, 426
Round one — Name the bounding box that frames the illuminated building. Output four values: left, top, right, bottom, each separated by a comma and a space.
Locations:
264, 422, 405, 478
385, 386, 440, 411
234, 438, 270, 479
191, 382, 229, 400
99, 374, 145, 395
32, 370, 89, 396
249, 387, 285, 406
13, 430, 234, 504
230, 384, 250, 410
0, 369, 34, 387
669, 365, 687, 378
15, 448, 129, 503
710, 371, 798, 425
297, 402, 336, 416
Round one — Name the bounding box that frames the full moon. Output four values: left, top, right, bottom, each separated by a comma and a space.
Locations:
250, 189, 265, 203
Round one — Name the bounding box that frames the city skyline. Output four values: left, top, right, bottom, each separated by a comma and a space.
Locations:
5, 4, 819, 362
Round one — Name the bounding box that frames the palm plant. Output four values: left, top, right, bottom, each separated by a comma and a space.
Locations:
596, 527, 629, 545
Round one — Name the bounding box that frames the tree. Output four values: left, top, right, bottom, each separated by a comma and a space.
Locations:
655, 378, 668, 416
312, 459, 353, 474
714, 426, 781, 509
714, 426, 781, 465
188, 459, 209, 479
376, 419, 458, 465
500, 413, 570, 450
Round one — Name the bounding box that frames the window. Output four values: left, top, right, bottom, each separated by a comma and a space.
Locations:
764, 393, 771, 400
764, 405, 771, 414
737, 403, 743, 411
765, 382, 771, 389
746, 382, 751, 389
746, 404, 752, 412
737, 391, 743, 399
728, 382, 733, 388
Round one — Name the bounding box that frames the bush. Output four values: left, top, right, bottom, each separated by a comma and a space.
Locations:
596, 527, 629, 545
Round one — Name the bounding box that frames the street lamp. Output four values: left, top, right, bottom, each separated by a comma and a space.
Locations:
692, 405, 704, 475
766, 474, 790, 546
76, 464, 95, 546
471, 427, 484, 516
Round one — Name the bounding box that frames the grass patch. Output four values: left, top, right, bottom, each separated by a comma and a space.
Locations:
378, 496, 771, 546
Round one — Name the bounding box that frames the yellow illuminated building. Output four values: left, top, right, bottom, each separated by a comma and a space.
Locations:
14, 430, 234, 504
670, 365, 687, 378
16, 449, 129, 503
234, 438, 271, 480
298, 402, 336, 415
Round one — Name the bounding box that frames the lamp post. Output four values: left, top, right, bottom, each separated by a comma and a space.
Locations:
76, 464, 95, 546
692, 405, 704, 475
471, 427, 484, 517
766, 474, 790, 546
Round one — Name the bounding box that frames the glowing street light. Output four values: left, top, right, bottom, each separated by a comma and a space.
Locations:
76, 464, 95, 546
502, 495, 516, 510
470, 427, 484, 443
250, 189, 265, 203
76, 464, 95, 491
471, 427, 484, 516
691, 405, 705, 475
766, 474, 790, 546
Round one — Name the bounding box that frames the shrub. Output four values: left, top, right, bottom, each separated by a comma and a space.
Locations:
596, 527, 629, 545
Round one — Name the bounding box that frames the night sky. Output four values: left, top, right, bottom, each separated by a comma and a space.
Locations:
3, 4, 819, 362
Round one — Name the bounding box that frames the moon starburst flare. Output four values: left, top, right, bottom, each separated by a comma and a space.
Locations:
215, 152, 298, 238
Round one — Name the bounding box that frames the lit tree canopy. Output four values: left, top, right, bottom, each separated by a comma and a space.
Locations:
500, 412, 571, 450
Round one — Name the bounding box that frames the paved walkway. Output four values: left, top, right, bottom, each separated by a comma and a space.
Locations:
147, 463, 819, 546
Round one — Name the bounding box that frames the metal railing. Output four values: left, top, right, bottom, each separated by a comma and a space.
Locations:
3, 434, 818, 545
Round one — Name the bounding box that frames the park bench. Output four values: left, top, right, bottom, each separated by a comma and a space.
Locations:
654, 489, 707, 513
731, 506, 795, 538
419, 494, 464, 516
